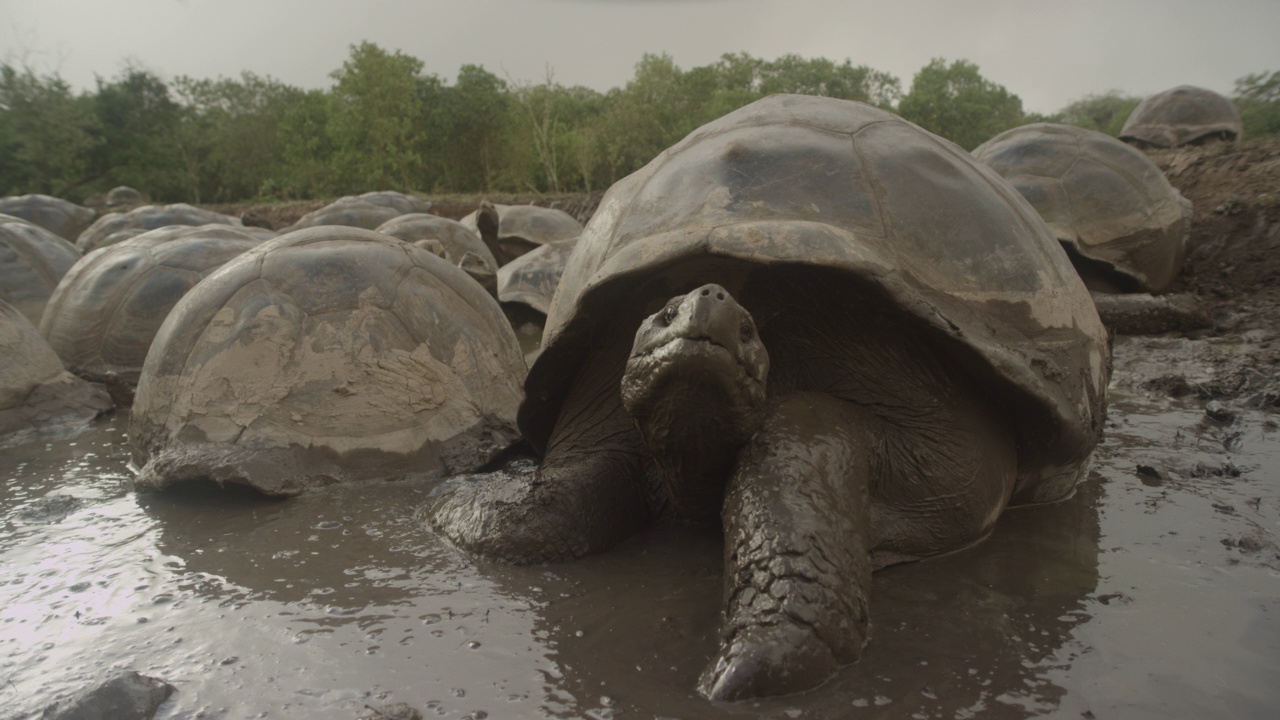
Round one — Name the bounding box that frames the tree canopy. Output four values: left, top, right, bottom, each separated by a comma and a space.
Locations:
0, 45, 1271, 204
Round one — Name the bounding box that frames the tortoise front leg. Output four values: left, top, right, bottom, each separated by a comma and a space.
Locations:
429, 329, 664, 565
700, 392, 880, 701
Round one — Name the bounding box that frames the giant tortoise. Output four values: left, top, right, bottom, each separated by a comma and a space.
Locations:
973, 122, 1193, 293
375, 213, 499, 296
76, 204, 242, 253
460, 202, 582, 266
495, 236, 577, 362
1120, 86, 1244, 148
284, 191, 432, 233
429, 94, 1109, 700
0, 213, 82, 325
130, 227, 526, 497
39, 225, 267, 389
0, 194, 95, 242
1, 298, 112, 440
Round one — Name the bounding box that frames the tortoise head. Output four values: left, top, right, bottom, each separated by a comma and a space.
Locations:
621, 284, 769, 519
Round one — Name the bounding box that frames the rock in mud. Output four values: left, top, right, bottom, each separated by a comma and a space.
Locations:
356, 703, 423, 720
42, 670, 174, 720
1204, 400, 1236, 423
15, 494, 87, 524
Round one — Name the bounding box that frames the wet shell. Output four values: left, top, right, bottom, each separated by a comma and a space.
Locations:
0, 299, 112, 439
77, 204, 242, 253
1120, 86, 1243, 148
526, 94, 1109, 505
39, 225, 268, 385
0, 213, 82, 325
0, 194, 95, 242
130, 226, 526, 496
973, 122, 1192, 293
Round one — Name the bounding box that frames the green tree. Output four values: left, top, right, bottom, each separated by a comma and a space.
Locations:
87, 66, 186, 200
276, 89, 337, 197
426, 64, 513, 192
327, 41, 427, 192
1234, 70, 1280, 138
0, 63, 100, 197
1056, 91, 1141, 136
173, 72, 302, 202
898, 58, 1026, 150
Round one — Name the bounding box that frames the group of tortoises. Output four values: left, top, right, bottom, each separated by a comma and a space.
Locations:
0, 85, 1241, 701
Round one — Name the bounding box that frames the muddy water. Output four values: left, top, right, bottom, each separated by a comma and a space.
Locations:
2, 384, 1277, 719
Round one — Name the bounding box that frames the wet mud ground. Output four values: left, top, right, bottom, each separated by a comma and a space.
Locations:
5, 140, 1280, 718
2, 341, 1277, 719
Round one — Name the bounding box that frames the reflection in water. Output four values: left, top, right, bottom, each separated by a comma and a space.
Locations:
477, 473, 1103, 720
2, 390, 1277, 718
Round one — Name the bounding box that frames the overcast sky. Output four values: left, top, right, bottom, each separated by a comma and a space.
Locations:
2, 0, 1278, 114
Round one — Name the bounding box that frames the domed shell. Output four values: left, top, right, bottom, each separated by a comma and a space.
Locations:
497, 237, 577, 317
284, 192, 432, 233
0, 213, 82, 325
0, 194, 96, 241
973, 123, 1192, 293
77, 204, 242, 253
1, 299, 112, 439
39, 225, 267, 385
130, 227, 526, 496
1120, 86, 1243, 148
354, 191, 432, 215
375, 213, 497, 270
105, 186, 144, 207
460, 203, 582, 265
526, 94, 1108, 504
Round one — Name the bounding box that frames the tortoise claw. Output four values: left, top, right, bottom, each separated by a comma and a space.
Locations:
697, 621, 841, 702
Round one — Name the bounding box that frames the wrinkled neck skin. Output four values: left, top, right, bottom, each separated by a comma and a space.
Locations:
621, 284, 769, 519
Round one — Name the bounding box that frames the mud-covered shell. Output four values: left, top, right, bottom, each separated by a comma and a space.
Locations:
1120, 86, 1244, 148
105, 186, 144, 207
354, 191, 433, 215
39, 225, 268, 385
130, 227, 526, 496
285, 192, 432, 233
0, 194, 96, 241
526, 94, 1109, 505
497, 237, 577, 317
973, 123, 1193, 293
1, 299, 112, 439
460, 204, 582, 264
375, 213, 497, 270
0, 213, 82, 325
76, 204, 242, 253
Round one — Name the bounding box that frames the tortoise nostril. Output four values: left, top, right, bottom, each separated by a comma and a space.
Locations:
716, 292, 725, 300
700, 289, 710, 297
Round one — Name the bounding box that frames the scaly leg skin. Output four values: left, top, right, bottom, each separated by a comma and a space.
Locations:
699, 392, 879, 701
428, 333, 664, 565
426, 446, 656, 564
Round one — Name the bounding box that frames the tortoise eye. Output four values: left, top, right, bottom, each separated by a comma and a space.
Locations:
661, 304, 679, 325
739, 317, 754, 342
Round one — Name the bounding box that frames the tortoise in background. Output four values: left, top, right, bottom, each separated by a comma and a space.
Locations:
429, 95, 1109, 700
0, 213, 82, 325
76, 204, 243, 253
283, 191, 432, 233
495, 237, 577, 363
0, 194, 95, 242
1, 298, 112, 441
40, 225, 267, 391
1120, 86, 1243, 148
375, 213, 499, 296
460, 202, 581, 266
973, 122, 1192, 293
130, 227, 526, 497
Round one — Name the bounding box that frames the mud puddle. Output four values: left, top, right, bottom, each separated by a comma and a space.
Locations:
1, 382, 1277, 719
